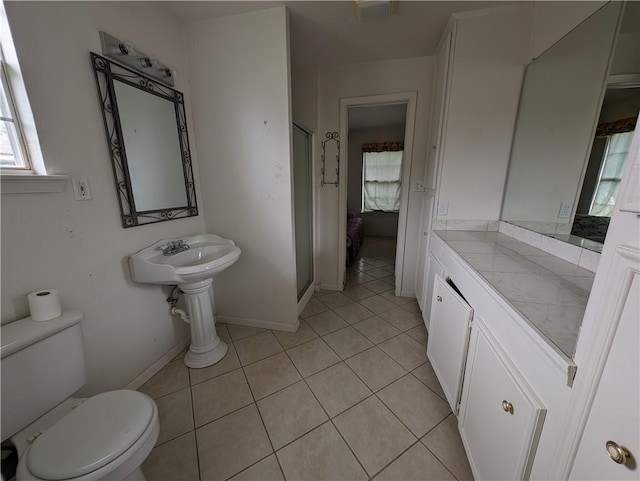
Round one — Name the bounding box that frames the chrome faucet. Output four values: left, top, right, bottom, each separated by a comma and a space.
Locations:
161, 239, 190, 256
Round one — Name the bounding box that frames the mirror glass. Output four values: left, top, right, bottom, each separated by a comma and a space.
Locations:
501, 2, 639, 251
91, 53, 198, 227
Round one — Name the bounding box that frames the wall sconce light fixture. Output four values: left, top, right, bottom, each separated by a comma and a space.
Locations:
99, 31, 175, 87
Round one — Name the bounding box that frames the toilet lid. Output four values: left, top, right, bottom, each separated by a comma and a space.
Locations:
27, 390, 155, 480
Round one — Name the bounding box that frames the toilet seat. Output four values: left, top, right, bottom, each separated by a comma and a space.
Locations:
17, 390, 158, 481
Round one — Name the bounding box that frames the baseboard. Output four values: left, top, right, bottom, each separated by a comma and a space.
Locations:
318, 283, 341, 291
125, 337, 190, 390
218, 314, 299, 333
297, 285, 315, 315
400, 290, 416, 298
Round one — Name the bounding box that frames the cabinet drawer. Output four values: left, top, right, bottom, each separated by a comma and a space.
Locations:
459, 318, 546, 480
427, 275, 473, 413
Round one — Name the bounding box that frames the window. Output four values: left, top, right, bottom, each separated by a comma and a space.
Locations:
0, 57, 30, 170
590, 131, 634, 217
361, 142, 403, 212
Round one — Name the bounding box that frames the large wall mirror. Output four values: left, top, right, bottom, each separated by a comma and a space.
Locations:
501, 2, 639, 251
91, 53, 198, 227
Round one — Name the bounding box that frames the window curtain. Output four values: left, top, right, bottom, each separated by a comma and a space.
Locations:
590, 131, 634, 217
362, 142, 404, 212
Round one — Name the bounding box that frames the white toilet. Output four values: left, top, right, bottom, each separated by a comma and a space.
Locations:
1, 310, 159, 481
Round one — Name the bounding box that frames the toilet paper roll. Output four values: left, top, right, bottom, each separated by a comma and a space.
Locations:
27, 289, 62, 321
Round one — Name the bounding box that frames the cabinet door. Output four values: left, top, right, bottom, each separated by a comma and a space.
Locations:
422, 253, 445, 331
415, 194, 436, 315
459, 319, 546, 481
427, 275, 472, 413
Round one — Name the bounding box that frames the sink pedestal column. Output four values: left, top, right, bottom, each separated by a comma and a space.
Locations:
180, 278, 228, 368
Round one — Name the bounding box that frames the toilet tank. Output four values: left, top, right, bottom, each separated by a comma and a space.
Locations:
1, 310, 86, 441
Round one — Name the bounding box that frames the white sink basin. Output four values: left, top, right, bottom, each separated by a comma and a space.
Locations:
129, 234, 241, 285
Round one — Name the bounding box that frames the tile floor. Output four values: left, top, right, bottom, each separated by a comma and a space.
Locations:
139, 237, 474, 481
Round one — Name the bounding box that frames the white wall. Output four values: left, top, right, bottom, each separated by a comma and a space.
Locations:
1, 2, 204, 394
316, 56, 433, 293
291, 65, 318, 133
437, 5, 532, 221
186, 8, 298, 331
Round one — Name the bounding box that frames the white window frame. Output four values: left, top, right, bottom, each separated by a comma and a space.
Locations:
361, 149, 403, 213
0, 56, 31, 171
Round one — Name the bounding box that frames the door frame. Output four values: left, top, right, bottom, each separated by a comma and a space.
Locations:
338, 92, 418, 294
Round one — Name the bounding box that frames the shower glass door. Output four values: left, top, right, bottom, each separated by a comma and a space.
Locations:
293, 124, 313, 299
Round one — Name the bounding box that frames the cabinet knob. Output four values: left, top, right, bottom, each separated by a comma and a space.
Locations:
436, 295, 442, 302
502, 400, 514, 414
606, 441, 630, 465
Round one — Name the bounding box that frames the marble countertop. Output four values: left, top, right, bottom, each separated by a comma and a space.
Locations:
433, 230, 595, 359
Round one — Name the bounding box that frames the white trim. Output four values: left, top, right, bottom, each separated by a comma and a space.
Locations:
1, 174, 69, 194
124, 337, 190, 390
318, 282, 340, 291
218, 314, 299, 333
297, 283, 314, 316
338, 91, 418, 295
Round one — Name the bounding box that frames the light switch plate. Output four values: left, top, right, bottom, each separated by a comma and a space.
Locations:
72, 177, 92, 201
558, 202, 572, 218
412, 181, 425, 192
437, 200, 449, 217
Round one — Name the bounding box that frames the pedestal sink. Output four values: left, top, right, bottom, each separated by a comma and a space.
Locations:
129, 234, 241, 368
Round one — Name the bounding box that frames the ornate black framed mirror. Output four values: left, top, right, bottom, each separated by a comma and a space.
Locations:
91, 52, 198, 227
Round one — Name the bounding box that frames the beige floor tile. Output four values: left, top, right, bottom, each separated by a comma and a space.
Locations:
406, 324, 428, 346
353, 316, 402, 344
139, 359, 190, 399
401, 300, 423, 315
189, 343, 241, 385
277, 422, 368, 481
323, 326, 374, 359
343, 284, 376, 301
346, 347, 406, 392
216, 323, 232, 343
363, 279, 395, 294
286, 338, 340, 377
367, 267, 391, 279
192, 368, 253, 427
358, 295, 397, 314
367, 258, 391, 268
422, 414, 474, 481
333, 302, 376, 324
257, 381, 328, 449
227, 324, 266, 341
334, 396, 416, 476
228, 455, 284, 481
273, 319, 318, 350
374, 442, 456, 480
142, 432, 199, 481
305, 310, 348, 336
197, 404, 273, 480
378, 375, 451, 438
378, 333, 428, 371
379, 290, 414, 306
412, 362, 447, 401
235, 331, 283, 366
312, 289, 332, 298
318, 291, 353, 309
379, 307, 423, 331
306, 362, 372, 417
379, 275, 395, 286
301, 298, 330, 317
155, 387, 194, 446
346, 271, 376, 286
244, 352, 301, 400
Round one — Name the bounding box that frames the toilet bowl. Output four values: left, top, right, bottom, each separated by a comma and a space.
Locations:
1, 311, 160, 481
13, 391, 159, 481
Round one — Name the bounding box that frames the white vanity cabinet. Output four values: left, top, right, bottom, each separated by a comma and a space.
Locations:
426, 234, 574, 480
422, 253, 445, 331
427, 274, 472, 413
459, 317, 546, 480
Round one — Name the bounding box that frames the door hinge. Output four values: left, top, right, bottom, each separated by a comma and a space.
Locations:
456, 402, 462, 415
567, 364, 578, 387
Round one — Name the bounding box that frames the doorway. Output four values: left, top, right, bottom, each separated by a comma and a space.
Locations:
338, 92, 417, 295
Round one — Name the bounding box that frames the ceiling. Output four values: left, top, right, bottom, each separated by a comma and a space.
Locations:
161, 1, 515, 68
